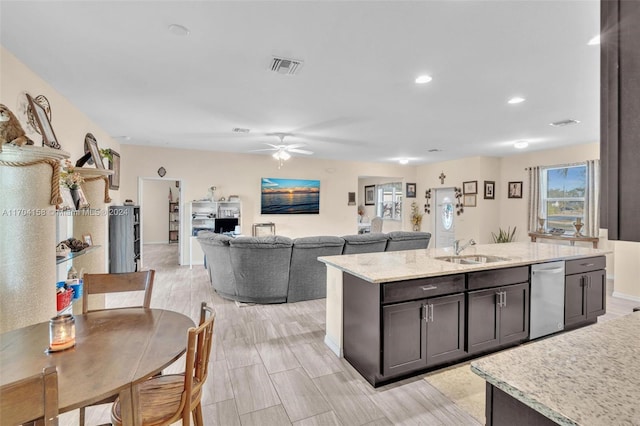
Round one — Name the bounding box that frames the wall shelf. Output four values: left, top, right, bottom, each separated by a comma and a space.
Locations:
56, 245, 101, 265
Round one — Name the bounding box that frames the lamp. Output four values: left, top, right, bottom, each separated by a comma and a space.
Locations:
272, 149, 291, 169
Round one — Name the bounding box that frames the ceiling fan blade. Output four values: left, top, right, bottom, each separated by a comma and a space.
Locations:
289, 148, 314, 155
285, 143, 306, 150
264, 143, 281, 149
249, 148, 276, 152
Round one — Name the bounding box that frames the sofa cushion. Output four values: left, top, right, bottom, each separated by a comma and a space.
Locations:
229, 235, 293, 249
288, 236, 345, 302
385, 231, 431, 252
342, 233, 388, 254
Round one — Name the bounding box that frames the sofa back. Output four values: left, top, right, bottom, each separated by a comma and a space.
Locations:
342, 233, 389, 254
229, 236, 293, 303
197, 232, 237, 299
288, 236, 345, 303
385, 231, 431, 252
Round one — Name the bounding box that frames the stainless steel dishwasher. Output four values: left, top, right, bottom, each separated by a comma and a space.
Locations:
530, 261, 565, 339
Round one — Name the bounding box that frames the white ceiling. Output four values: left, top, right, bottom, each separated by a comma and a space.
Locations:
0, 1, 600, 165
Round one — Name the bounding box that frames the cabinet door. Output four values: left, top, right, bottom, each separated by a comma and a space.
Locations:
585, 270, 606, 319
565, 274, 587, 326
426, 293, 466, 367
382, 300, 427, 377
467, 288, 500, 355
499, 282, 529, 345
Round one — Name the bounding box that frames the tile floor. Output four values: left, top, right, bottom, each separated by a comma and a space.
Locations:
66, 244, 638, 425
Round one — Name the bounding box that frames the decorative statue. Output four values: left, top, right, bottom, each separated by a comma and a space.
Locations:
0, 104, 34, 152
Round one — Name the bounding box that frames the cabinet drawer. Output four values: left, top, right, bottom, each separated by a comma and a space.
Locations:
382, 274, 465, 304
467, 266, 529, 290
565, 256, 606, 275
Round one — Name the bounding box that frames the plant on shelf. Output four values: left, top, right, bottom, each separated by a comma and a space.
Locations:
492, 226, 517, 243
410, 202, 423, 231
99, 148, 113, 162
60, 159, 84, 189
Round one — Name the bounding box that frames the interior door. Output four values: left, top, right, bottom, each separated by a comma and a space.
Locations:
433, 188, 456, 248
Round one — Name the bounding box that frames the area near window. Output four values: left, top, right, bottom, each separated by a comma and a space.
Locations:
376, 183, 403, 221
540, 164, 586, 232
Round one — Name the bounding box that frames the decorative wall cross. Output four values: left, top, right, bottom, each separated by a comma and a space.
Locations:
439, 172, 446, 184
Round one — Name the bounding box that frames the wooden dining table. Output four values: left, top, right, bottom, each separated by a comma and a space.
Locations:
0, 307, 194, 425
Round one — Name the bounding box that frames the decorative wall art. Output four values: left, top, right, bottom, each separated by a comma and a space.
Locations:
348, 192, 356, 206
26, 94, 60, 149
261, 178, 320, 214
364, 185, 375, 206
484, 181, 495, 199
406, 183, 416, 198
508, 181, 523, 199
463, 194, 477, 207
108, 150, 120, 190
463, 180, 477, 194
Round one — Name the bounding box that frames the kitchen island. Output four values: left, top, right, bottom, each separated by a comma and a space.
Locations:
319, 242, 609, 386
471, 312, 640, 425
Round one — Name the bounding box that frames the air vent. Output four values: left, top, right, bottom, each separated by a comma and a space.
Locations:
232, 128, 250, 133
550, 119, 580, 127
427, 148, 442, 153
269, 56, 303, 75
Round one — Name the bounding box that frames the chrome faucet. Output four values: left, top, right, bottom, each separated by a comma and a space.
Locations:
453, 238, 476, 255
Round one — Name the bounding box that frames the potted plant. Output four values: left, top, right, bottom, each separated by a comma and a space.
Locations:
410, 202, 423, 231
491, 226, 517, 243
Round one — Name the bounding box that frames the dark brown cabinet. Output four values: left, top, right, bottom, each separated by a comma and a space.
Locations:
467, 283, 529, 355
565, 257, 606, 328
601, 0, 640, 242
382, 292, 466, 377
466, 266, 530, 356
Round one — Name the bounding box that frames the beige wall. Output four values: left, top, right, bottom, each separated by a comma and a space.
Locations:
142, 179, 178, 243
1, 46, 120, 176
120, 145, 417, 261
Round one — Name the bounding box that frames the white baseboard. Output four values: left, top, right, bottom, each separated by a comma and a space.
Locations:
611, 291, 640, 303
324, 334, 342, 358
144, 241, 170, 245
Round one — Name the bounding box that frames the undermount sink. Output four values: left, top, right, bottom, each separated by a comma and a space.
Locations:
435, 254, 511, 264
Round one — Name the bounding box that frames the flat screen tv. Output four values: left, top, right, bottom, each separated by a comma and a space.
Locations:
261, 178, 320, 214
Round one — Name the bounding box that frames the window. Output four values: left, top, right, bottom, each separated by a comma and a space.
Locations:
376, 182, 402, 220
541, 165, 586, 232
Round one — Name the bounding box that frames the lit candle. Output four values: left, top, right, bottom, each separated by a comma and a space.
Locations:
49, 314, 76, 352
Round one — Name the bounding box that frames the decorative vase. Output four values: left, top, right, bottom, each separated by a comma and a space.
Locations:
70, 188, 81, 210
573, 221, 584, 236
412, 223, 421, 232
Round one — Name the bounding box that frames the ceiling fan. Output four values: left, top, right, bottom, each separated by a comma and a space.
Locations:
252, 133, 314, 168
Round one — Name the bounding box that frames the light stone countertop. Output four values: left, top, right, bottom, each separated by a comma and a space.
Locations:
471, 312, 640, 425
318, 242, 609, 283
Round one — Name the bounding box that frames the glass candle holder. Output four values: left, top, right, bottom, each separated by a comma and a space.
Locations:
49, 314, 76, 352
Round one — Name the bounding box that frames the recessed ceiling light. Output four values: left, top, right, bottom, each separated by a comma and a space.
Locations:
550, 119, 580, 127
415, 75, 433, 84
514, 141, 529, 149
168, 24, 190, 36
508, 97, 526, 104
399, 159, 409, 165
588, 35, 600, 45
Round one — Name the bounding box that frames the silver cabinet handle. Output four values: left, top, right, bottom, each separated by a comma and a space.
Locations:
422, 304, 427, 321
428, 304, 434, 322
581, 263, 595, 267
421, 285, 437, 291
502, 291, 507, 307
496, 292, 502, 307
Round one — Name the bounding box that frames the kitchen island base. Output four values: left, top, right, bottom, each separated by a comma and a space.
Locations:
485, 384, 557, 426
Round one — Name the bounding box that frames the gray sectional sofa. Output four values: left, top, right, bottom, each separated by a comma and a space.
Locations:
197, 230, 431, 304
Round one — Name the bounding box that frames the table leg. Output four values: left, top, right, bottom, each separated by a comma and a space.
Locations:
593, 242, 598, 249
570, 241, 575, 246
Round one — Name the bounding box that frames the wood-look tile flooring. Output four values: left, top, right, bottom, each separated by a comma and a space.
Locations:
63, 244, 638, 426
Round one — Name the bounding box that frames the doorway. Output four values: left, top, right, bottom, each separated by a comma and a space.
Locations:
138, 177, 184, 267
432, 188, 456, 248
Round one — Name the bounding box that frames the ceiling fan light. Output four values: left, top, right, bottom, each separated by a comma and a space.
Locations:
280, 150, 291, 160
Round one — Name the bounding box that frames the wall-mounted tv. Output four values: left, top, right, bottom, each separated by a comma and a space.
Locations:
261, 178, 320, 214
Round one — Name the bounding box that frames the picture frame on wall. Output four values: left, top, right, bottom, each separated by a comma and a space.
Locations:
82, 233, 93, 246
84, 133, 105, 169
26, 93, 60, 149
364, 185, 376, 205
406, 183, 416, 198
108, 150, 120, 190
463, 180, 477, 194
463, 194, 477, 207
508, 181, 523, 199
484, 181, 495, 199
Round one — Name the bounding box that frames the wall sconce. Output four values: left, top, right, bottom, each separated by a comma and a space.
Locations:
424, 189, 431, 214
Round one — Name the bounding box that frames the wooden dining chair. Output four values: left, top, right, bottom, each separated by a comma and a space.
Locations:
79, 270, 155, 425
0, 366, 59, 426
110, 301, 215, 426
81, 270, 155, 314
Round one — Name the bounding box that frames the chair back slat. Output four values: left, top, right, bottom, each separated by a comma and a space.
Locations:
0, 366, 59, 425
82, 270, 155, 313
